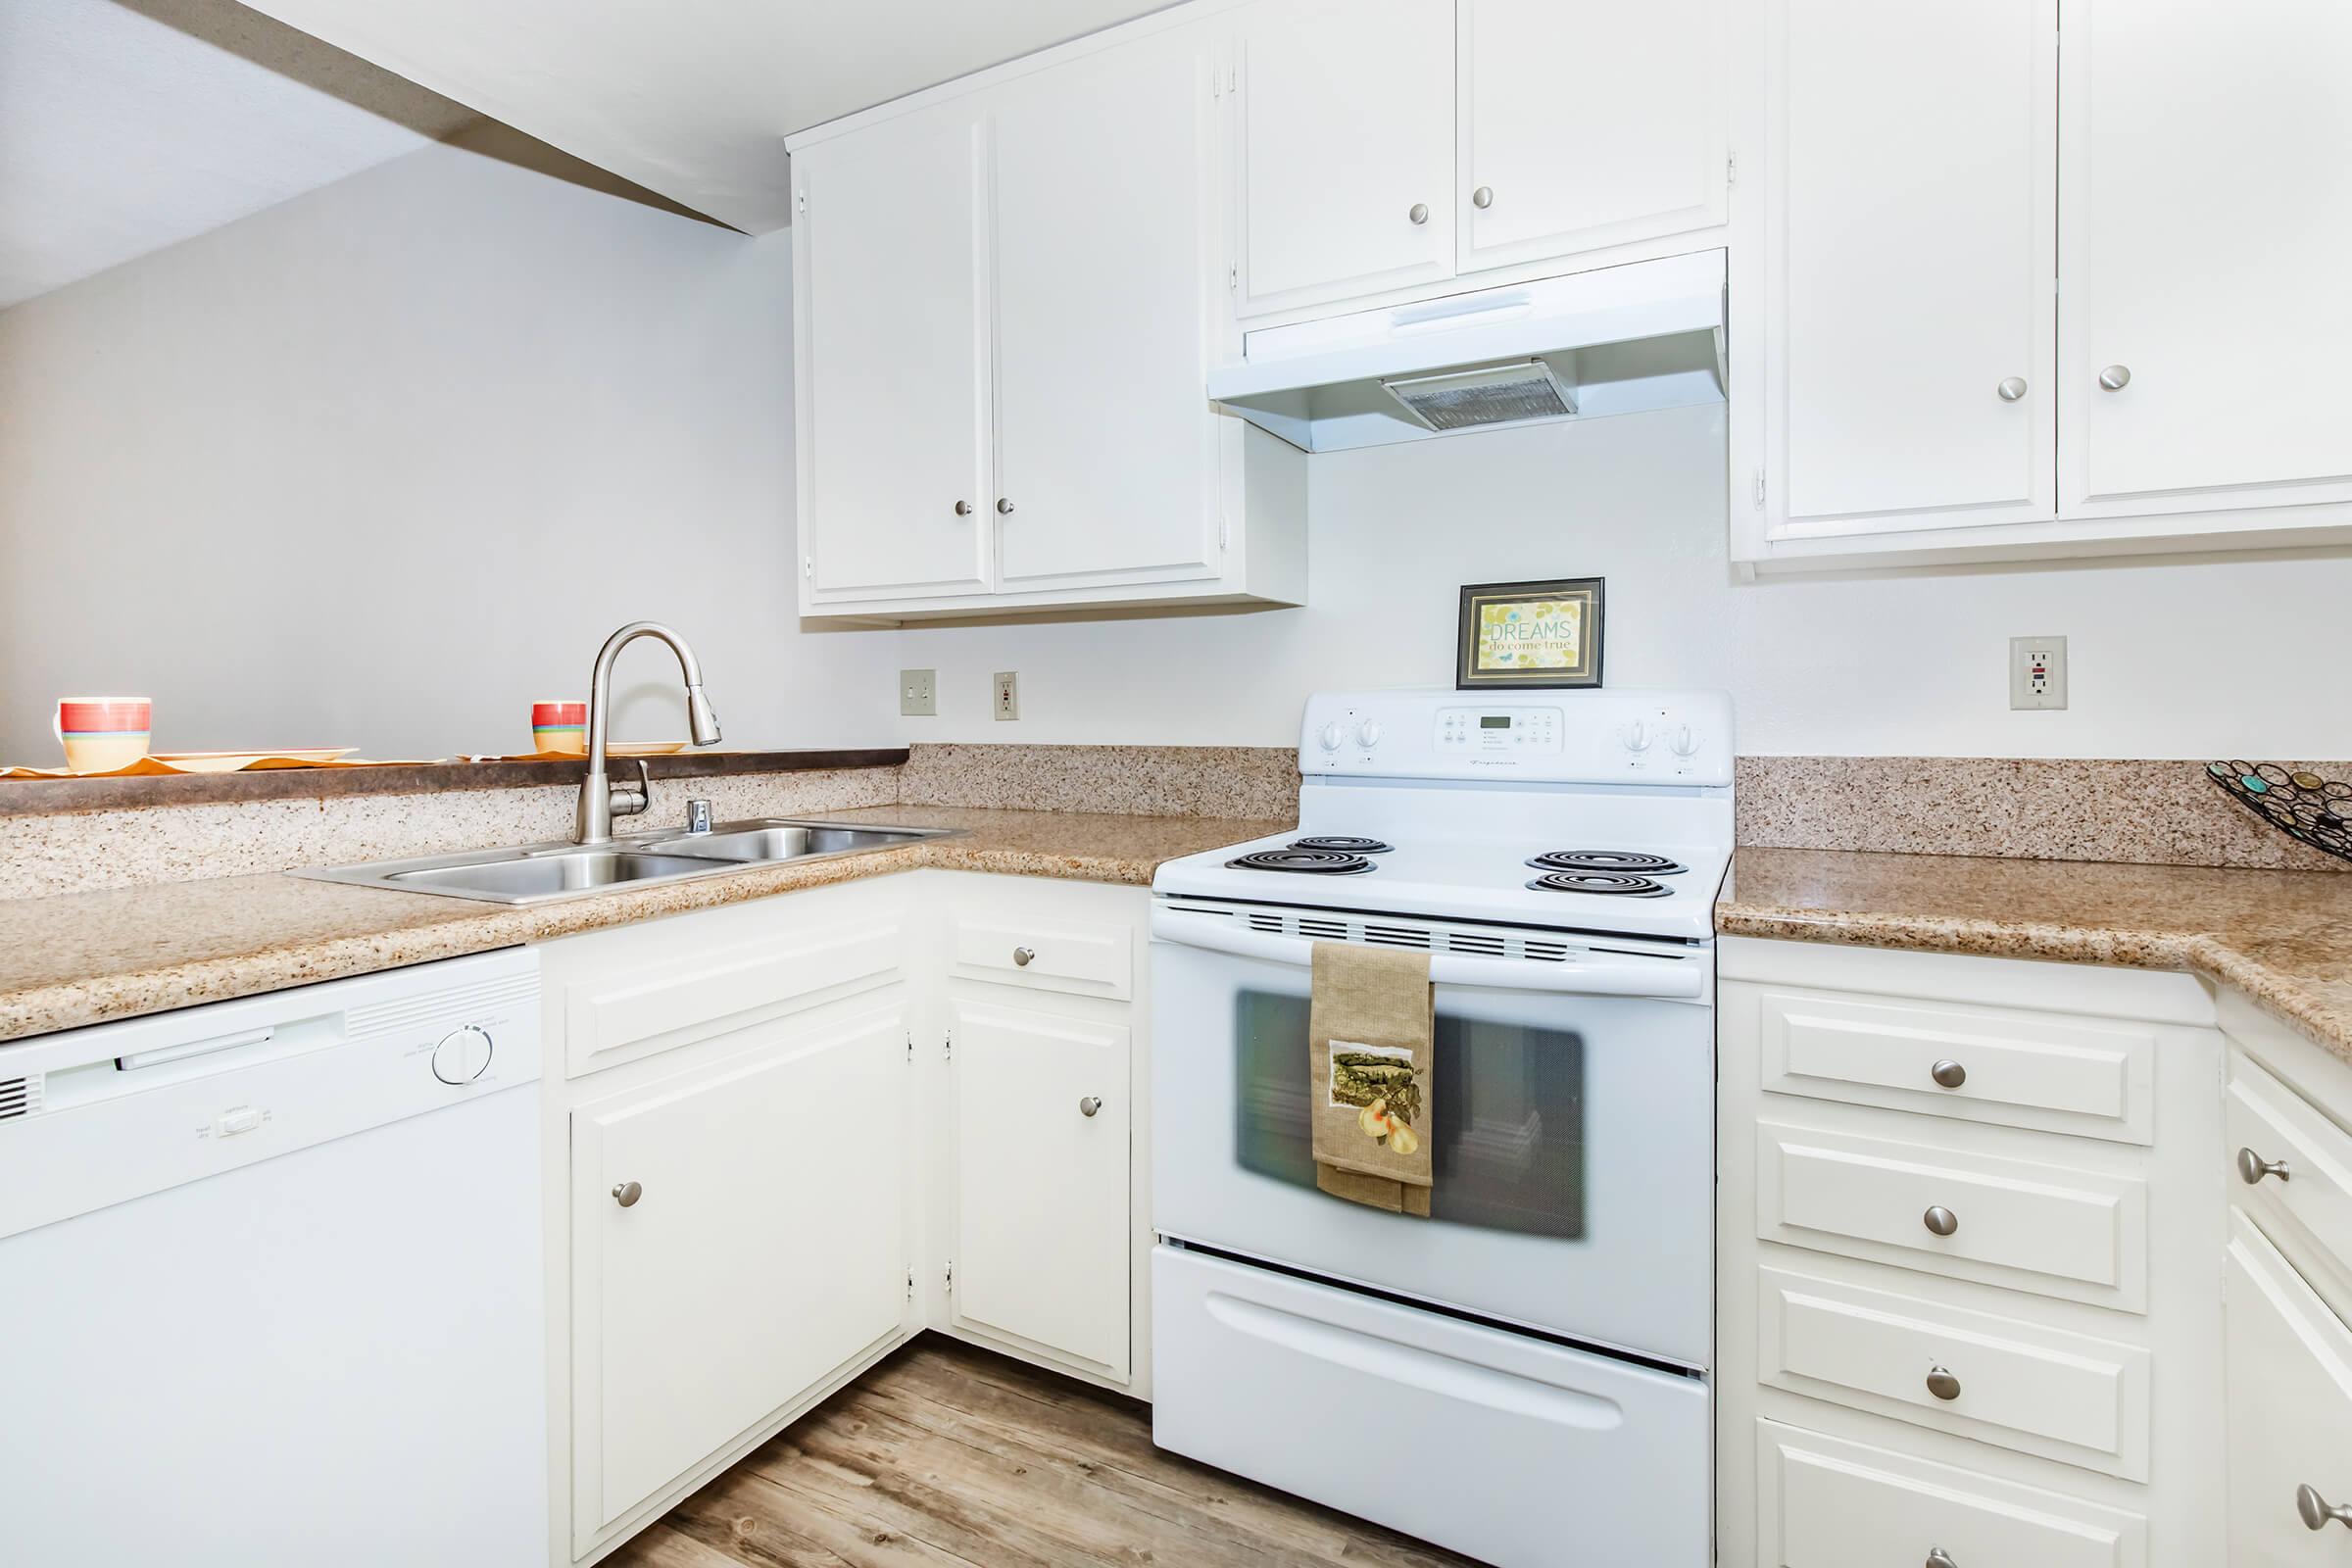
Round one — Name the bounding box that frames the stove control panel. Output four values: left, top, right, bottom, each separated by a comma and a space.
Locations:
1298, 688, 1734, 786
1436, 706, 1562, 756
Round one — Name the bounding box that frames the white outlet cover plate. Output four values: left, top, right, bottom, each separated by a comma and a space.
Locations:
2009, 636, 2067, 710
993, 671, 1018, 721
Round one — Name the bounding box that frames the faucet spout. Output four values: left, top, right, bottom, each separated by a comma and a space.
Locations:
575, 621, 722, 845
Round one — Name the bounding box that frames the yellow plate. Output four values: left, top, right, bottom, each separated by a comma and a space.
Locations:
608, 741, 688, 758
149, 748, 359, 773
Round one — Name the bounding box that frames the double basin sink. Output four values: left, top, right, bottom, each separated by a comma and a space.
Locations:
295, 818, 960, 906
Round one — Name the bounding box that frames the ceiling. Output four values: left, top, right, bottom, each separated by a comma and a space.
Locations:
0, 0, 478, 310
229, 0, 1185, 233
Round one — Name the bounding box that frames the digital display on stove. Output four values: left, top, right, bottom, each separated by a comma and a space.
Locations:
1481, 715, 1510, 729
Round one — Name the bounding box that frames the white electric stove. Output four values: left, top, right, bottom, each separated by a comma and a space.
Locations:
1149, 688, 1732, 1568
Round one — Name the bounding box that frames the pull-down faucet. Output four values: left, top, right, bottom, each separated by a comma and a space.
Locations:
574, 621, 721, 845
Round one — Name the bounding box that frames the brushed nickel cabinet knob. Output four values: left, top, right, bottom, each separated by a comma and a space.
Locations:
1996, 377, 2028, 402
1013, 946, 1036, 967
1408, 202, 1429, 224
1924, 1204, 1959, 1236
2098, 364, 2132, 391
1080, 1096, 1102, 1117
2239, 1147, 2291, 1184
954, 500, 973, 516
1472, 185, 1494, 209
2299, 1484, 2352, 1531
996, 498, 1016, 515
1926, 1365, 1962, 1401
612, 1181, 642, 1208
1926, 1550, 1959, 1568
1931, 1058, 1967, 1089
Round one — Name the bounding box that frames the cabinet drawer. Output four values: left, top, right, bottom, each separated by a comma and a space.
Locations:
1756, 1120, 2148, 1311
2229, 1048, 2352, 1328
2226, 1211, 2352, 1562
1758, 987, 2157, 1144
1758, 1266, 2151, 1480
563, 920, 903, 1077
1757, 1418, 2147, 1567
950, 913, 1132, 1000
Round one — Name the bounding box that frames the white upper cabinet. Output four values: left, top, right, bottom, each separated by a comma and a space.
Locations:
1766, 0, 2056, 533
789, 15, 1305, 621
1738, 0, 2352, 568
1456, 0, 1729, 275
993, 25, 1222, 594
797, 103, 993, 603
2059, 0, 2352, 520
1233, 0, 1457, 318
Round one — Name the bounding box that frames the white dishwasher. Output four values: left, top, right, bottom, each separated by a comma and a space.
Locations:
0, 948, 548, 1568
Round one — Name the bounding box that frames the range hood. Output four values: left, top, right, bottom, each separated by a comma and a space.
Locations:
1207, 250, 1726, 454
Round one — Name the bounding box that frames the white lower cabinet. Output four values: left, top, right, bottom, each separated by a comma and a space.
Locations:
2225, 1212, 2352, 1563
1719, 937, 2225, 1567
536, 870, 1151, 1566
1756, 1419, 2147, 1567
568, 1002, 909, 1546
947, 998, 1132, 1377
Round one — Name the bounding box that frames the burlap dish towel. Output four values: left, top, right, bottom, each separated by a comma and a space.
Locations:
1308, 942, 1435, 1217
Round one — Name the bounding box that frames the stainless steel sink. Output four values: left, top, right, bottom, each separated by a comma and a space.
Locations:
293, 818, 960, 906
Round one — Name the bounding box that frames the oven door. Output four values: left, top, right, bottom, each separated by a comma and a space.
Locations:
1151, 907, 1714, 1369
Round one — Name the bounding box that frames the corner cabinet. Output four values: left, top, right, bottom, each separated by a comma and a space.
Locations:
1734, 0, 2352, 571
789, 15, 1305, 622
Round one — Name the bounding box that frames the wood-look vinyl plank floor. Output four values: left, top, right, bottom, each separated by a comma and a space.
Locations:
605, 1336, 1485, 1568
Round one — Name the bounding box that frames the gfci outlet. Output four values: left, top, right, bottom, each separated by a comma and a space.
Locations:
993, 671, 1019, 721
2009, 636, 2068, 710
899, 668, 936, 717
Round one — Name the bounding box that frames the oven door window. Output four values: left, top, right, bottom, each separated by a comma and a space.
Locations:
1233, 990, 1586, 1240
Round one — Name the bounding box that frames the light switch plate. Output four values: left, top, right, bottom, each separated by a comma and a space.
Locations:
899, 669, 936, 717
2009, 636, 2067, 710
993, 671, 1019, 721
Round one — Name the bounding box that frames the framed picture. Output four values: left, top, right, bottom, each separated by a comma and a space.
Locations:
1455, 578, 1604, 690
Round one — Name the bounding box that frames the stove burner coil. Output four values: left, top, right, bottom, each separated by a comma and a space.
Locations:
1526, 870, 1673, 898
1526, 851, 1687, 876
1289, 836, 1395, 855
1227, 848, 1376, 875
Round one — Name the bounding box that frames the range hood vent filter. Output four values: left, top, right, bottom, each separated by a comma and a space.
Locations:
1381, 359, 1578, 431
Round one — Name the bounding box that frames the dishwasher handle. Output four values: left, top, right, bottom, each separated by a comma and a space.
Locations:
1151, 907, 1705, 1000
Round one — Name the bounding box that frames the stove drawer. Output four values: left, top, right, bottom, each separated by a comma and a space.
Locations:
1756, 1419, 2148, 1567
1756, 1119, 2148, 1312
1151, 1245, 1708, 1568
1757, 1266, 2152, 1480
1756, 986, 2157, 1145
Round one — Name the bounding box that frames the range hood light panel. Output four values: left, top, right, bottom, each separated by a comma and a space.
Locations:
1380, 359, 1579, 432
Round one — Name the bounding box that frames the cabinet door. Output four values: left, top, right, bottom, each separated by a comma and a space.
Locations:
570, 1005, 907, 1544
2225, 1212, 2352, 1563
799, 104, 992, 602
1234, 0, 1456, 317
1456, 0, 1728, 275
2060, 0, 2352, 520
1765, 0, 2056, 536
949, 999, 1131, 1376
993, 24, 1223, 592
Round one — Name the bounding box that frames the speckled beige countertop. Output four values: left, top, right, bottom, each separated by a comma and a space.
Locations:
1721, 846, 2352, 1059
0, 806, 1287, 1043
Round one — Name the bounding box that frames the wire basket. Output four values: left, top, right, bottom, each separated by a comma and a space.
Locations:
2207, 761, 2352, 864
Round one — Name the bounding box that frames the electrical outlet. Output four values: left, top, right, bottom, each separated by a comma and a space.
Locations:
899, 668, 936, 717
2009, 636, 2068, 710
993, 671, 1019, 721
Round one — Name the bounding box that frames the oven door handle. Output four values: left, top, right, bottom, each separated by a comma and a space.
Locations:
1151, 908, 1706, 1000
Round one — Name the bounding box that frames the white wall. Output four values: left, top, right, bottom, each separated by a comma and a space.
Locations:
895, 404, 2352, 759
0, 132, 896, 763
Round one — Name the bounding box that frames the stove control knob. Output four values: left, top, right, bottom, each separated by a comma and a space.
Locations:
1356, 720, 1384, 748
1623, 721, 1652, 754
1318, 722, 1345, 752
1670, 725, 1698, 758
431, 1026, 493, 1085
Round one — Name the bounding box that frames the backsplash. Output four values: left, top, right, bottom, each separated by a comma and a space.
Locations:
0, 769, 898, 900
896, 744, 1299, 821
1736, 757, 2352, 873
5, 747, 2342, 901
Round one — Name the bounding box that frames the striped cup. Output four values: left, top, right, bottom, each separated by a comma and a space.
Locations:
531, 700, 587, 756
55, 697, 152, 773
